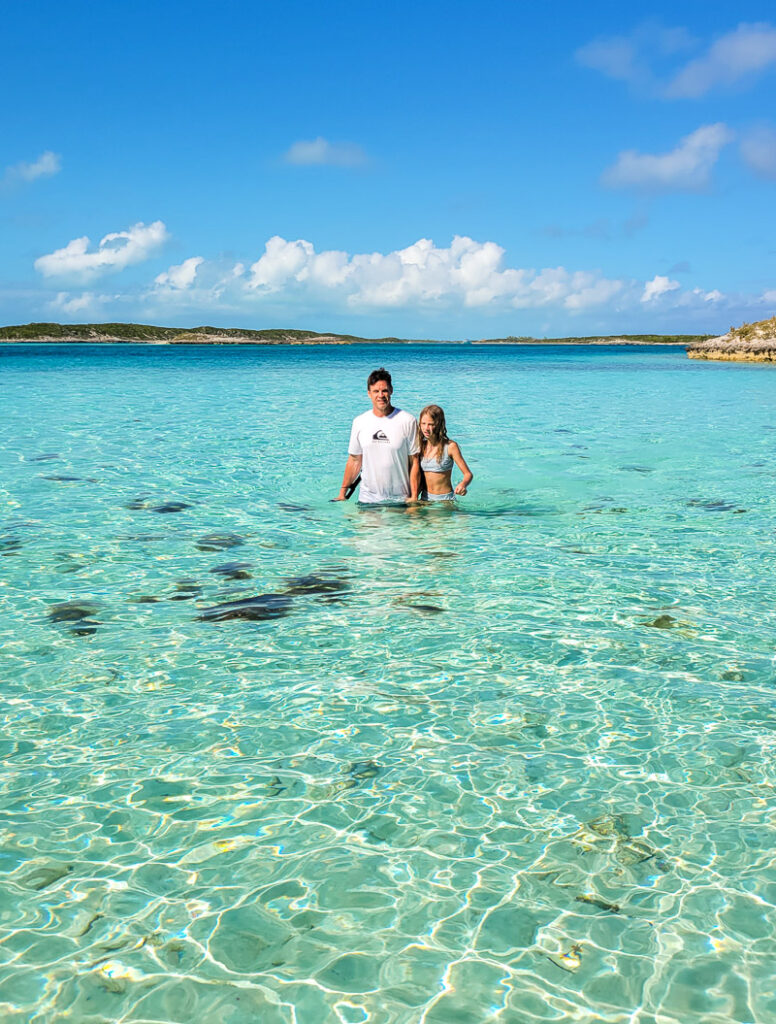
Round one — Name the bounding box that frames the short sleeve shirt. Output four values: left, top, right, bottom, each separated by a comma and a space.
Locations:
348, 408, 419, 503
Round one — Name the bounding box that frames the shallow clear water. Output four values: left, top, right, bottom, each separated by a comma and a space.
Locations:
1, 342, 775, 1024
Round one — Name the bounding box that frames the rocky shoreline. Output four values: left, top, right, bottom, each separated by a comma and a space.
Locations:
686, 318, 776, 363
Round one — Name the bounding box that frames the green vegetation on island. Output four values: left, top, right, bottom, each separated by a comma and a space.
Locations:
0, 322, 712, 346
687, 316, 776, 363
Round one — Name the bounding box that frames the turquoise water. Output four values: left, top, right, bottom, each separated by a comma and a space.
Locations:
1, 342, 775, 1023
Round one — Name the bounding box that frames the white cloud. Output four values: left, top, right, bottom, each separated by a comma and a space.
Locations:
576, 37, 643, 84
154, 256, 204, 290
666, 23, 776, 98
283, 137, 367, 167
575, 23, 696, 89
642, 275, 680, 302
243, 234, 627, 312
602, 123, 732, 191
35, 221, 169, 281
740, 124, 776, 179
2, 150, 62, 187
52, 291, 108, 315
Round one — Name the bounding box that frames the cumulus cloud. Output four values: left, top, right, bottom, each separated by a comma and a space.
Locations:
154, 256, 204, 290
35, 221, 169, 281
642, 275, 680, 302
138, 234, 734, 323
666, 23, 776, 98
602, 123, 732, 191
740, 124, 776, 179
2, 150, 61, 187
52, 291, 109, 315
283, 137, 367, 167
244, 234, 626, 311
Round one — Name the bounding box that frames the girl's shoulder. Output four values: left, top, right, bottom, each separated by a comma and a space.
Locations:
447, 439, 460, 451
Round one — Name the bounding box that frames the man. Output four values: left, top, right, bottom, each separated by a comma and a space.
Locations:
335, 367, 420, 503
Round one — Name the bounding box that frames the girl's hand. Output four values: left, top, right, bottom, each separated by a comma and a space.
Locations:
454, 482, 467, 495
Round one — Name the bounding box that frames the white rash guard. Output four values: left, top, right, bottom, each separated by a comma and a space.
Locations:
348, 408, 419, 503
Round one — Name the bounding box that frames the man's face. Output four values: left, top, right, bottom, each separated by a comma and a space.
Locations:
368, 379, 393, 414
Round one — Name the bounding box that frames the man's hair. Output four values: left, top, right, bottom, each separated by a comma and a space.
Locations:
367, 367, 392, 389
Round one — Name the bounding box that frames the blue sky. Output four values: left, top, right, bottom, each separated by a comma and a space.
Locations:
3, 0, 776, 337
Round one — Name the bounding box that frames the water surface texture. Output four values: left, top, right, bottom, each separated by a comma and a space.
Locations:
1, 343, 775, 1023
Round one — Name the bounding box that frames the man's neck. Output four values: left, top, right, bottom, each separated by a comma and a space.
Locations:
371, 405, 395, 418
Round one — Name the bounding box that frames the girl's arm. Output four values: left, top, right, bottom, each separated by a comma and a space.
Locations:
449, 441, 473, 495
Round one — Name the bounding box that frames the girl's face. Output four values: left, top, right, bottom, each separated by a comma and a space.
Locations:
420, 414, 437, 439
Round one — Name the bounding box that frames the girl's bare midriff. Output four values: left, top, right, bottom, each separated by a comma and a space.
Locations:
424, 469, 453, 495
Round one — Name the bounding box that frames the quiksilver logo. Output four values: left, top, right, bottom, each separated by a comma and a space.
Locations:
372, 430, 389, 442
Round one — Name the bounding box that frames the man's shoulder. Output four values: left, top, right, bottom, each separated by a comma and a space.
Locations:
351, 409, 374, 427
391, 408, 417, 426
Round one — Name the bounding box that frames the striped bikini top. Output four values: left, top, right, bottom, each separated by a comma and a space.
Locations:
421, 444, 453, 473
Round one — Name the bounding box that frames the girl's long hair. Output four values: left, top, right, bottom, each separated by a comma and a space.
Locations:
418, 405, 450, 461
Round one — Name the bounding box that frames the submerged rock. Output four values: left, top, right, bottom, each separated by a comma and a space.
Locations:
197, 593, 292, 622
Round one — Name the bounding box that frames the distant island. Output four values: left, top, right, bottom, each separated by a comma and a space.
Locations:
687, 316, 776, 363
0, 322, 711, 346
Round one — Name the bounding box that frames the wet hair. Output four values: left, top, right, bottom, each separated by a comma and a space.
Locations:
367, 367, 392, 389
417, 404, 450, 460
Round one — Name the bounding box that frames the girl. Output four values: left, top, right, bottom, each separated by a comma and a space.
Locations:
417, 404, 473, 502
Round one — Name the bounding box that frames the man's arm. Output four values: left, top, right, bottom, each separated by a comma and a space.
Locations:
408, 453, 420, 502
334, 454, 362, 501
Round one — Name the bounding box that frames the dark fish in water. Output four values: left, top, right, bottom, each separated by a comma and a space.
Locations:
283, 574, 348, 595
198, 593, 292, 622
29, 453, 60, 462
47, 601, 101, 637
152, 502, 191, 513
210, 562, 252, 580
195, 532, 244, 551
645, 614, 675, 629
170, 580, 202, 601
349, 760, 382, 780
575, 894, 621, 913
0, 536, 22, 555
277, 502, 311, 512
48, 601, 100, 623
687, 499, 745, 512
42, 474, 83, 482
406, 603, 444, 615
21, 863, 74, 890
124, 497, 150, 510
